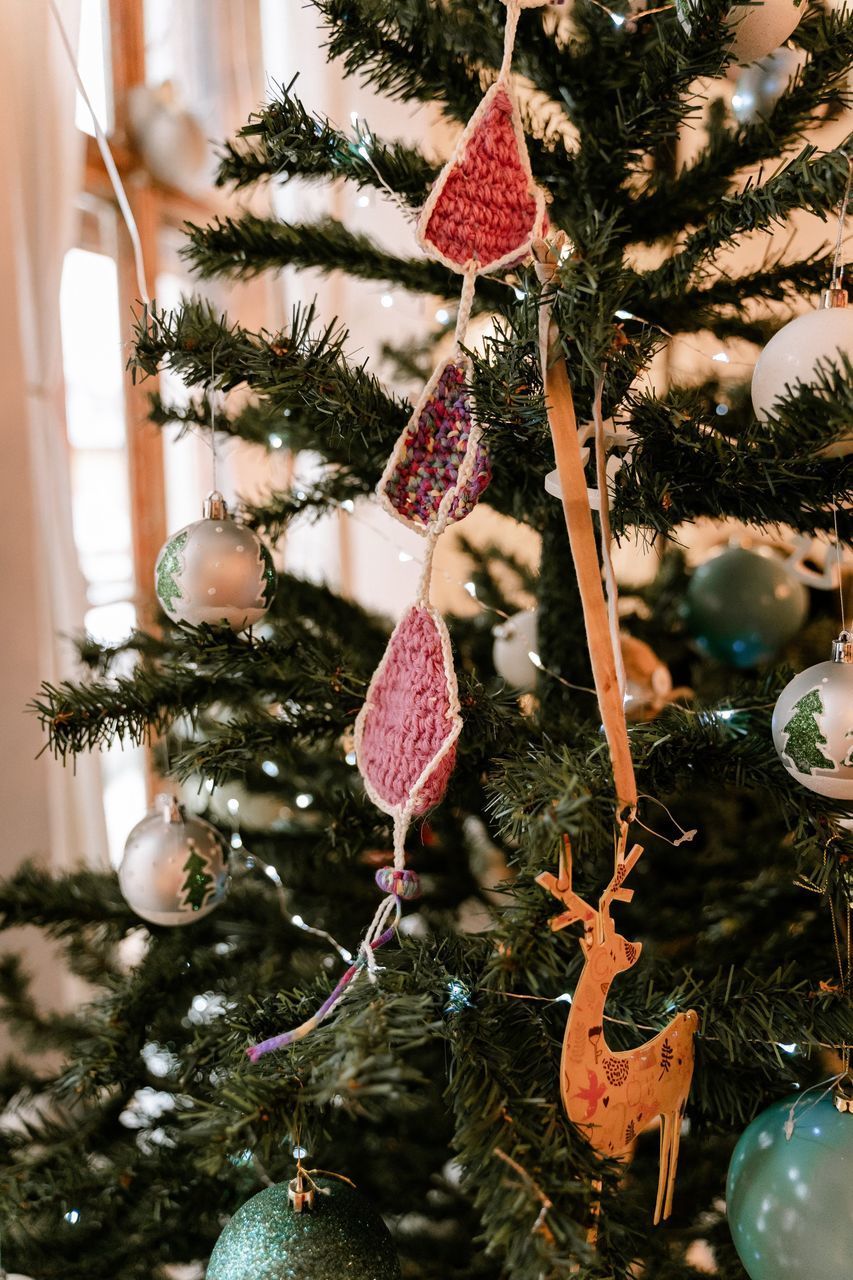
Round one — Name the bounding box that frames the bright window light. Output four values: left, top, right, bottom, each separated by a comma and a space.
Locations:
75, 0, 112, 136
60, 242, 145, 866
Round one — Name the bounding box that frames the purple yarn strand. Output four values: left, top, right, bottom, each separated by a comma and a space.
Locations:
246, 925, 398, 1062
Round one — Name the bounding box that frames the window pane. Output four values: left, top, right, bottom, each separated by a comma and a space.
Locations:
144, 0, 261, 139
75, 0, 113, 137
60, 245, 134, 633
60, 240, 146, 868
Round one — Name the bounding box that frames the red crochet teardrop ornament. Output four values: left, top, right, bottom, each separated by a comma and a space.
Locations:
355, 605, 461, 819
417, 82, 544, 275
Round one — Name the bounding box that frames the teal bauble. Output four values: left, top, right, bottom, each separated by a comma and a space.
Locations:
684, 545, 808, 668
727, 1092, 853, 1280
206, 1178, 401, 1280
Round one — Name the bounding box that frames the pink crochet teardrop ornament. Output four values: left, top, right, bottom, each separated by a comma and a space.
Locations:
355, 605, 462, 819
417, 81, 545, 275
379, 358, 491, 534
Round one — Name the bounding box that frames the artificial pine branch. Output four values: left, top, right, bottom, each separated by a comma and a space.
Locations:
182, 213, 506, 312
216, 79, 438, 200
632, 9, 853, 239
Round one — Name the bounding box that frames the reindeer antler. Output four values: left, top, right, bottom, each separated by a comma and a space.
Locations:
535, 836, 598, 935
537, 833, 646, 941
599, 835, 645, 922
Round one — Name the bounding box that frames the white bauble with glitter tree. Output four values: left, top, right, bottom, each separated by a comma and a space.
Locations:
118, 795, 230, 926
771, 633, 853, 799
155, 492, 277, 632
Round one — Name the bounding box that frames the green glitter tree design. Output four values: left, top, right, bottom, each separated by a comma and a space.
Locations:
180, 840, 214, 913
782, 688, 836, 774
844, 730, 853, 768
258, 541, 277, 607
156, 530, 188, 614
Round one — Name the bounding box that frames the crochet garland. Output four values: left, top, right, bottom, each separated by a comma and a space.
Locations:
248, 0, 549, 1059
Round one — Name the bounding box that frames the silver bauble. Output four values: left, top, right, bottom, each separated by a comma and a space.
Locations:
752, 291, 853, 452
155, 492, 277, 632
732, 47, 805, 124
677, 0, 803, 66
127, 82, 210, 193
493, 609, 539, 691
119, 795, 230, 926
771, 635, 853, 800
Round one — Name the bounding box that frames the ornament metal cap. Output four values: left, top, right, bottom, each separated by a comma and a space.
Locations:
288, 1172, 317, 1213
154, 792, 184, 824
831, 632, 853, 663
833, 1074, 853, 1114
821, 284, 848, 309
203, 490, 229, 520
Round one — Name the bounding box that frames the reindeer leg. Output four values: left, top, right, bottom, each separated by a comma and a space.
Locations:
654, 1113, 671, 1226
663, 1110, 683, 1221
587, 1176, 602, 1248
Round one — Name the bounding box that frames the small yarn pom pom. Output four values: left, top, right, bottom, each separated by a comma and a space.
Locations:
375, 867, 422, 899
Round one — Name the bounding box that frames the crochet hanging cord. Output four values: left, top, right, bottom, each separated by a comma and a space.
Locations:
248, 0, 547, 1063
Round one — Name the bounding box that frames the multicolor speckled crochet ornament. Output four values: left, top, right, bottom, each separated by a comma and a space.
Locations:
379, 356, 491, 534
248, 0, 544, 1062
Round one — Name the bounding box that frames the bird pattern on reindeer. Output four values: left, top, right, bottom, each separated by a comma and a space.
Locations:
537, 833, 698, 1224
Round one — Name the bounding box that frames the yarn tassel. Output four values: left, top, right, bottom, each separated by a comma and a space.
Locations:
246, 924, 398, 1061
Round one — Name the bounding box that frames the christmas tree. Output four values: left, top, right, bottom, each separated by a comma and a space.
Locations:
4, 2, 853, 1278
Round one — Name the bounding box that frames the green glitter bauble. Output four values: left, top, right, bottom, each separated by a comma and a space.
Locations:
206, 1178, 402, 1280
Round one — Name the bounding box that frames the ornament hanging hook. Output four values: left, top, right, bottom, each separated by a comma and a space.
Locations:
831, 496, 848, 634
830, 153, 853, 293
209, 344, 220, 494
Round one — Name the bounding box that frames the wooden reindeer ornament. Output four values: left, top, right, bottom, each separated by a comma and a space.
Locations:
537, 834, 698, 1224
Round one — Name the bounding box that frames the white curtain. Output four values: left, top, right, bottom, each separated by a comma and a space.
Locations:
0, 0, 108, 873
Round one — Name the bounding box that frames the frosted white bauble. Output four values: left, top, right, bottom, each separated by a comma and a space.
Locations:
752, 300, 853, 440
771, 639, 853, 799
155, 492, 277, 632
493, 609, 539, 691
678, 0, 803, 66
732, 47, 806, 123
119, 795, 230, 926
725, 0, 802, 64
